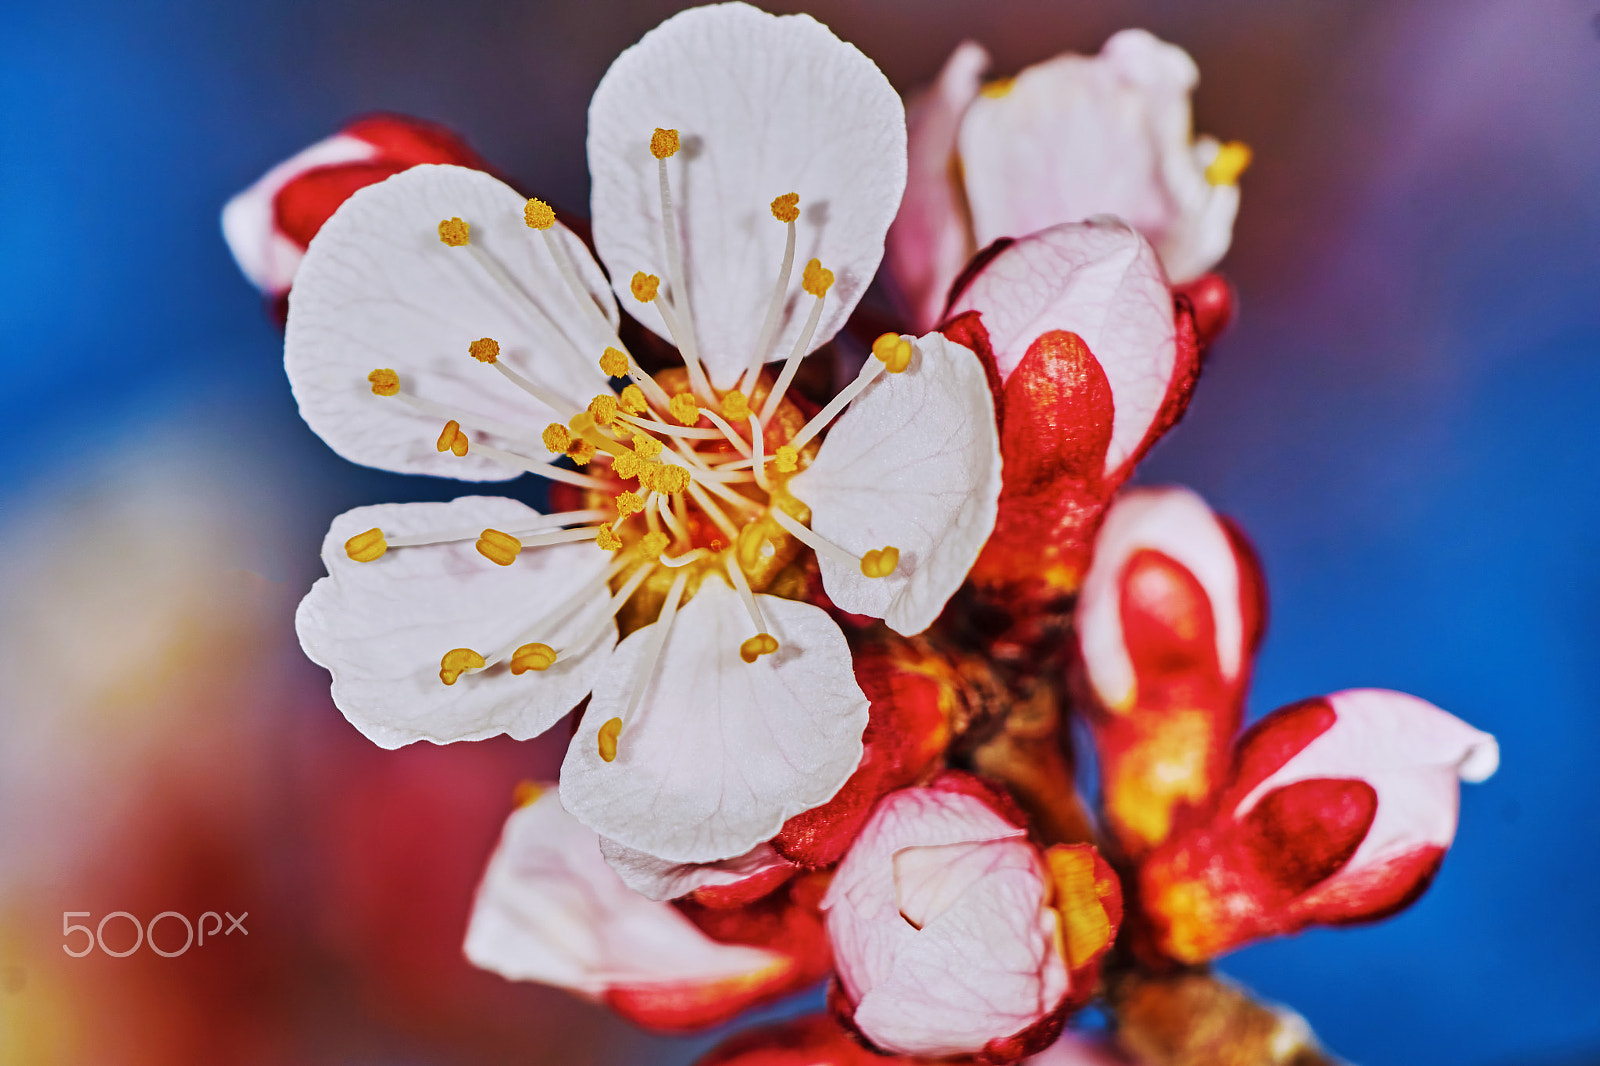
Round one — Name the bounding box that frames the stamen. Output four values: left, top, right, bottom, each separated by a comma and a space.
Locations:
646, 282, 715, 403
523, 198, 556, 231
469, 440, 613, 490
567, 412, 632, 458
598, 717, 623, 762
383, 509, 610, 549
390, 391, 540, 450
619, 565, 692, 726
655, 492, 691, 545
748, 413, 770, 491
511, 643, 557, 673
769, 507, 897, 577
596, 524, 623, 552
437, 217, 470, 246
669, 392, 701, 427
686, 481, 742, 543
617, 413, 722, 440
615, 491, 646, 518
872, 332, 914, 374
588, 393, 620, 427
758, 259, 832, 421
650, 128, 680, 159
368, 368, 400, 396
491, 360, 582, 421
651, 138, 713, 403
476, 528, 522, 566
567, 440, 598, 466
543, 423, 572, 453
631, 272, 661, 303
1205, 141, 1253, 186
619, 384, 648, 415
344, 527, 387, 562
723, 556, 778, 665
563, 558, 657, 654
437, 420, 470, 457
469, 337, 500, 363
720, 390, 751, 422
772, 445, 799, 474
638, 531, 670, 561
439, 647, 485, 685
600, 347, 630, 378
739, 197, 799, 391
700, 406, 753, 458
487, 553, 632, 667
661, 548, 708, 568
739, 633, 780, 664
788, 351, 890, 451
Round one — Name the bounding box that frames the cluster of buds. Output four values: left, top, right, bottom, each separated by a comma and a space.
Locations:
228, 6, 1498, 1065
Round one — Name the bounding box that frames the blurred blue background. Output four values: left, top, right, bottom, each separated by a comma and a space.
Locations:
2, 1, 1597, 1063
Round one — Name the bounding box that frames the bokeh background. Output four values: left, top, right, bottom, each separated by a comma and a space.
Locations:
2, 0, 1597, 1063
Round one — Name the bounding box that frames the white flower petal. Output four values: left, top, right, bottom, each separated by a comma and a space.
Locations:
1076, 486, 1245, 711
946, 220, 1175, 476
599, 836, 793, 902
286, 165, 614, 479
464, 787, 783, 994
956, 29, 1235, 283
295, 497, 614, 748
560, 578, 868, 864
887, 40, 990, 332
588, 2, 906, 387
788, 333, 1002, 635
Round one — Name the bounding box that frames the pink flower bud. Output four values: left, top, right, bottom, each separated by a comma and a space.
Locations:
823, 776, 1121, 1060
222, 114, 484, 305
1074, 486, 1266, 857
1139, 689, 1498, 963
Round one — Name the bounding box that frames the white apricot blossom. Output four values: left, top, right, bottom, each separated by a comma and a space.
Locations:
289, 3, 1002, 864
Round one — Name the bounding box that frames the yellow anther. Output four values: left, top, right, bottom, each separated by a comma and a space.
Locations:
597, 716, 623, 762
635, 460, 663, 492
631, 433, 663, 459
469, 337, 500, 363
523, 197, 556, 230
720, 390, 751, 421
367, 368, 400, 396
650, 128, 680, 159
596, 524, 623, 552
512, 780, 544, 807
619, 384, 648, 415
600, 347, 630, 377
638, 531, 670, 561
669, 392, 700, 426
436, 419, 470, 457
476, 528, 522, 566
439, 647, 485, 685
872, 332, 914, 373
773, 445, 799, 473
771, 192, 800, 224
344, 527, 387, 562
802, 258, 834, 298
510, 642, 557, 674
860, 546, 900, 578
437, 217, 470, 246
1205, 140, 1253, 186
567, 440, 597, 466
979, 76, 1016, 99
542, 422, 573, 454
613, 450, 642, 480
589, 393, 620, 426
655, 464, 690, 495
615, 491, 645, 518
739, 633, 780, 664
631, 271, 660, 302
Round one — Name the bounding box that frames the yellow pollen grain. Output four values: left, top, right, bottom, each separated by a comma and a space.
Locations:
655, 464, 690, 495
512, 780, 544, 807
511, 642, 557, 674
469, 337, 500, 363
770, 192, 800, 223
872, 332, 914, 373
650, 128, 680, 159
566, 440, 597, 466
588, 393, 620, 426
1205, 140, 1253, 186
476, 528, 522, 566
615, 491, 645, 518
613, 450, 643, 480
437, 217, 470, 246
773, 445, 799, 473
436, 419, 470, 457
619, 384, 648, 415
344, 527, 387, 562
597, 716, 623, 762
600, 347, 630, 377
367, 368, 400, 396
860, 546, 900, 578
740, 633, 780, 664
543, 422, 573, 454
635, 460, 662, 493
669, 392, 700, 426
638, 531, 670, 561
631, 271, 660, 302
439, 647, 485, 685
720, 390, 750, 422
631, 433, 664, 459
802, 258, 834, 298
523, 197, 556, 230
979, 76, 1016, 98
596, 524, 623, 552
